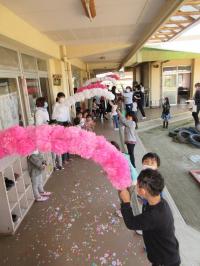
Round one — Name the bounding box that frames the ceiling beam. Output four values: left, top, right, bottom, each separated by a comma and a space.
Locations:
81, 0, 96, 20
169, 18, 194, 23
119, 0, 185, 68
176, 11, 200, 15
160, 26, 181, 30
184, 1, 200, 5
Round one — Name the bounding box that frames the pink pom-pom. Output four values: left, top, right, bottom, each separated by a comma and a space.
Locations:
77, 82, 107, 93
0, 125, 131, 189
36, 125, 52, 152
0, 126, 36, 157
106, 74, 120, 80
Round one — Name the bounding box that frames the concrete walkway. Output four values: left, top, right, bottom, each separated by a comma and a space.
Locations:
0, 107, 199, 266
0, 122, 150, 266
135, 112, 200, 266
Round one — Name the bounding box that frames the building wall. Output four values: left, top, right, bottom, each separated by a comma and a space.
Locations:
192, 58, 200, 96
136, 66, 141, 83
48, 59, 65, 102
0, 4, 60, 58
141, 63, 150, 88
150, 63, 161, 107
163, 59, 192, 67
149, 59, 195, 106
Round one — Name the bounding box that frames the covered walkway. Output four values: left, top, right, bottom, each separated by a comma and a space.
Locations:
1, 1, 200, 266
1, 108, 200, 266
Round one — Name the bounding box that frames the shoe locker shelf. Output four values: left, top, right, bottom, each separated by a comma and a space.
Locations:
0, 153, 53, 234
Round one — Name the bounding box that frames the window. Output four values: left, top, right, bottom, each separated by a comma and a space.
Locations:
163, 74, 176, 88
0, 78, 23, 130
163, 67, 176, 75
0, 46, 19, 69
21, 54, 37, 71
178, 66, 191, 73
26, 78, 40, 116
37, 59, 47, 71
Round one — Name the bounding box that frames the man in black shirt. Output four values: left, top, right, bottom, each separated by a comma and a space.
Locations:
133, 85, 146, 119
119, 169, 180, 266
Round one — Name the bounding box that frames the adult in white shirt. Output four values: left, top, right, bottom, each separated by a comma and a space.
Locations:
123, 86, 133, 113
109, 100, 119, 130
52, 92, 71, 169
35, 97, 49, 125
52, 92, 71, 123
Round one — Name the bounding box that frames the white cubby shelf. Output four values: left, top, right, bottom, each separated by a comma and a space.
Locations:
0, 153, 53, 234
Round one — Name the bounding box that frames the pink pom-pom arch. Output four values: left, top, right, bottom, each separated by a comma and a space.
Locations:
106, 74, 120, 80
0, 125, 131, 190
77, 83, 107, 93
84, 75, 119, 86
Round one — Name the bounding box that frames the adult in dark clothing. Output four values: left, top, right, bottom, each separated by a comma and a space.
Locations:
192, 83, 200, 127
99, 97, 108, 120
119, 169, 180, 266
111, 86, 117, 98
133, 85, 146, 119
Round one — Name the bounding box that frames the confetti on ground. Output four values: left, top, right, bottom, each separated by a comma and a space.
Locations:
0, 158, 148, 266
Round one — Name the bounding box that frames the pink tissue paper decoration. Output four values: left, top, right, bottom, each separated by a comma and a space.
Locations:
106, 74, 120, 80
0, 125, 131, 189
77, 82, 107, 93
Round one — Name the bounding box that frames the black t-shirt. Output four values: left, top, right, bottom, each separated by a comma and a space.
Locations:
194, 90, 200, 105
133, 91, 144, 103
121, 198, 180, 265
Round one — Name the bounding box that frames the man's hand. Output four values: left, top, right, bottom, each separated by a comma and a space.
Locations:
119, 189, 131, 203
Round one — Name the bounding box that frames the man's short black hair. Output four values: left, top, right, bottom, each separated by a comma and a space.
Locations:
142, 152, 161, 167
137, 169, 164, 196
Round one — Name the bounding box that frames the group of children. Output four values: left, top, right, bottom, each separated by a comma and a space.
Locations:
92, 97, 108, 120
74, 109, 96, 131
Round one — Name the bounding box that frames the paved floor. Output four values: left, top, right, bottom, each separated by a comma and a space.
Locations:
0, 106, 199, 266
0, 123, 149, 266
138, 105, 189, 121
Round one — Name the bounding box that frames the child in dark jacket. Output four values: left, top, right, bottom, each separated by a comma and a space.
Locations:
119, 169, 180, 266
162, 97, 171, 128
28, 151, 51, 202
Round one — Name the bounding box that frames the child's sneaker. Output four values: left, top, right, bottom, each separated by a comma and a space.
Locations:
36, 196, 49, 202
56, 166, 64, 170
136, 230, 143, 236
40, 191, 52, 196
